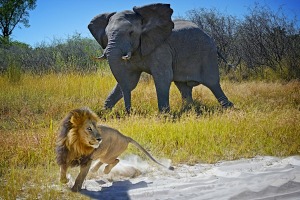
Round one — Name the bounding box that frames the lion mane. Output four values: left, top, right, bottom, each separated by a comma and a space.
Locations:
55, 107, 100, 167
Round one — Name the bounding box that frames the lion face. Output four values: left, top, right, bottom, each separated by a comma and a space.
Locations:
77, 120, 102, 149
56, 107, 103, 158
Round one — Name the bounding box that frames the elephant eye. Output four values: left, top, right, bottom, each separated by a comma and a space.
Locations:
129, 31, 134, 36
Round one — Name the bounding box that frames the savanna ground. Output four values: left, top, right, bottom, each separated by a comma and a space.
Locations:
0, 71, 299, 199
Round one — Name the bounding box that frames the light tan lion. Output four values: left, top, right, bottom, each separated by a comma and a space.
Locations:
55, 107, 174, 192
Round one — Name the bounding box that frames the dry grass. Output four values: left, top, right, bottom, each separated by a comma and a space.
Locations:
0, 72, 299, 199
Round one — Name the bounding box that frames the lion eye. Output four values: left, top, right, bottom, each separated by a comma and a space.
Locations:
87, 127, 93, 132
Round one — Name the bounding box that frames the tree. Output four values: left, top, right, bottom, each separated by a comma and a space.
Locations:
0, 0, 36, 43
187, 8, 240, 71
237, 4, 298, 73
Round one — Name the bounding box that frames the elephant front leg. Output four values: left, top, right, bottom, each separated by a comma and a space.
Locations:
122, 89, 132, 114
105, 83, 132, 113
119, 71, 141, 114
71, 160, 92, 192
106, 70, 141, 113
104, 84, 123, 110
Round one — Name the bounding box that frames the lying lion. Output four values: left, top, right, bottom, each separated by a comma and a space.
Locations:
55, 107, 174, 192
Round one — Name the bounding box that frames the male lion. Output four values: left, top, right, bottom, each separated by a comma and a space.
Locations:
56, 107, 174, 192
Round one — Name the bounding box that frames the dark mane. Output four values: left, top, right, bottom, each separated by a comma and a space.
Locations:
55, 112, 73, 165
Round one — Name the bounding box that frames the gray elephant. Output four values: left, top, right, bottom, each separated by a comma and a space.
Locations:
88, 3, 233, 113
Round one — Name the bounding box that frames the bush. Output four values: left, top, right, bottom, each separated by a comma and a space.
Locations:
0, 33, 106, 74
6, 60, 22, 83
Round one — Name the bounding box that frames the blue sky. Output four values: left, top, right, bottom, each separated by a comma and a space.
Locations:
11, 0, 300, 47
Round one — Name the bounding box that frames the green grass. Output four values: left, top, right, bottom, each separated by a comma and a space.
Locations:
0, 72, 299, 199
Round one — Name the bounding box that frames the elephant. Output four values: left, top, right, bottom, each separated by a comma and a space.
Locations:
88, 3, 233, 113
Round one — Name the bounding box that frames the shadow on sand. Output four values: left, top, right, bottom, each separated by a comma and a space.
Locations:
80, 180, 148, 200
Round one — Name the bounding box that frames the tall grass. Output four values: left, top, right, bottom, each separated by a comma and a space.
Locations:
0, 72, 299, 198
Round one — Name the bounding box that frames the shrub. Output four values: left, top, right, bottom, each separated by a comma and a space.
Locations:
0, 33, 106, 74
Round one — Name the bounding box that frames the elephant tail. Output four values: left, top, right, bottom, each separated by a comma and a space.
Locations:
217, 50, 241, 70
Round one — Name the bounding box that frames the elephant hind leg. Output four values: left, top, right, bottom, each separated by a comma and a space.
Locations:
174, 82, 193, 106
205, 82, 233, 108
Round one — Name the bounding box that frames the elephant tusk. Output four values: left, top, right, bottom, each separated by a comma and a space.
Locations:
95, 54, 106, 60
122, 52, 132, 60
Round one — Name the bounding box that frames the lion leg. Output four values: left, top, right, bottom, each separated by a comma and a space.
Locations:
91, 160, 103, 173
104, 159, 119, 174
60, 164, 68, 184
71, 160, 92, 192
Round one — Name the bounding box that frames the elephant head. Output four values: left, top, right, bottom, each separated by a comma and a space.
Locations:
88, 3, 174, 112
88, 4, 173, 57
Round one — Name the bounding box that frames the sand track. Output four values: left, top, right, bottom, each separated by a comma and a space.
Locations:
66, 155, 300, 199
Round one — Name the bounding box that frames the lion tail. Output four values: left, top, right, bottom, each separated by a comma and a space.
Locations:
127, 137, 174, 170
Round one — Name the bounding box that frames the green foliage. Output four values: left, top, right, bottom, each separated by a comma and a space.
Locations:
0, 33, 106, 73
0, 0, 37, 40
6, 59, 22, 83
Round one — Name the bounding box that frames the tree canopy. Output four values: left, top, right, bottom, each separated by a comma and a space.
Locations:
0, 0, 36, 42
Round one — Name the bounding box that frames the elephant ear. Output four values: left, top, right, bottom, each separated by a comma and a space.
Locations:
88, 12, 116, 49
133, 3, 174, 56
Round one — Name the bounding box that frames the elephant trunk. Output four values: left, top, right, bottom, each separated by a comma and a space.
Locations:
105, 43, 132, 112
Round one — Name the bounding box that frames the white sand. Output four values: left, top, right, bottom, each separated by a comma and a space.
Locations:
70, 155, 300, 200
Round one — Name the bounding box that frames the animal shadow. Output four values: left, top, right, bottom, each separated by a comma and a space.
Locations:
81, 180, 148, 200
